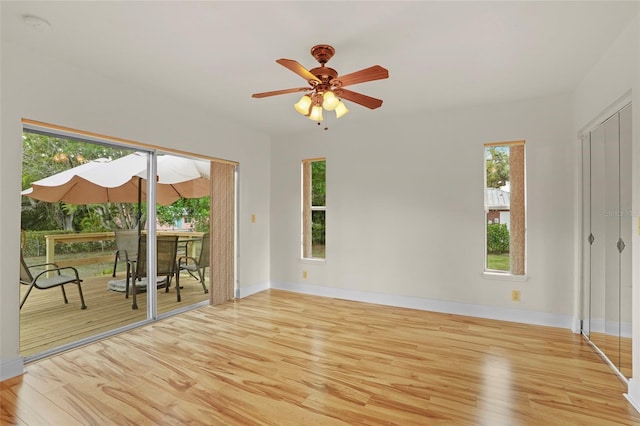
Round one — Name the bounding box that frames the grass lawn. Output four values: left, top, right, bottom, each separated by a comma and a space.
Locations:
26, 253, 116, 277
312, 244, 325, 259
487, 253, 509, 271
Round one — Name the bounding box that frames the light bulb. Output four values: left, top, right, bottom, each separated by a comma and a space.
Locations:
335, 101, 349, 119
308, 105, 324, 121
322, 91, 339, 111
294, 95, 312, 115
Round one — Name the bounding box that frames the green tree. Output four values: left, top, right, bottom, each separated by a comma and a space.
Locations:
311, 160, 326, 206
21, 133, 210, 234
311, 160, 326, 247
21, 132, 136, 231
156, 197, 210, 232
486, 147, 510, 188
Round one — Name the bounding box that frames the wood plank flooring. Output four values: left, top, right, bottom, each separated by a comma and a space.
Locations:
3, 289, 640, 425
20, 272, 209, 357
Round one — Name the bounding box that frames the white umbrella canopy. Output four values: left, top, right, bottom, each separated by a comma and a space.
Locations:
140, 154, 210, 205
22, 152, 210, 206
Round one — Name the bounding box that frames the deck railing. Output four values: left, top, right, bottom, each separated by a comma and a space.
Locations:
44, 231, 205, 269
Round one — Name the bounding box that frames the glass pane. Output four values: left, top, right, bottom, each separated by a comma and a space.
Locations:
311, 160, 326, 206
20, 132, 146, 357
485, 146, 511, 272
157, 153, 211, 315
311, 210, 325, 258
486, 212, 509, 271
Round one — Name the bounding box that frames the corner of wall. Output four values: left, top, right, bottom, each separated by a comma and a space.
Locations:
625, 378, 640, 414
236, 281, 270, 299
0, 356, 25, 382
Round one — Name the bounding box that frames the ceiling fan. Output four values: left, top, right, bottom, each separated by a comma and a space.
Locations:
252, 44, 389, 123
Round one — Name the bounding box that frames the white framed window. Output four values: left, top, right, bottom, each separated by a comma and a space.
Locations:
302, 158, 326, 259
484, 141, 526, 275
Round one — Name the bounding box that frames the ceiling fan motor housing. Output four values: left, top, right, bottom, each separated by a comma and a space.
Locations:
309, 66, 338, 88
310, 44, 335, 64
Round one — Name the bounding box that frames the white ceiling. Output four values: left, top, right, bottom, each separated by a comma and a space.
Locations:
2, 1, 638, 136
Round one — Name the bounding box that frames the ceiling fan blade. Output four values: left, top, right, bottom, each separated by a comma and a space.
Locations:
336, 89, 383, 109
252, 87, 310, 98
276, 59, 321, 84
334, 65, 389, 88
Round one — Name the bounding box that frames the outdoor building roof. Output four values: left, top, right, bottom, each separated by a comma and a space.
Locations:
486, 188, 510, 210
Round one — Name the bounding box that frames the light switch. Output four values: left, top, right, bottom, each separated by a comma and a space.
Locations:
251, 214, 256, 223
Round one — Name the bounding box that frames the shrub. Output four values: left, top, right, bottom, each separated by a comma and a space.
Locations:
487, 223, 510, 254
311, 210, 325, 245
312, 222, 325, 245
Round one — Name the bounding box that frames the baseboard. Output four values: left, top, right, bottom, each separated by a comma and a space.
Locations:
236, 281, 270, 299
625, 379, 640, 415
270, 281, 574, 330
589, 318, 633, 338
0, 356, 25, 382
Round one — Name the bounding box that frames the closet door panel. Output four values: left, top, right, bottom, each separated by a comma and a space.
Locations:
583, 104, 632, 379
604, 113, 621, 369
619, 105, 633, 378
581, 134, 591, 337
589, 123, 607, 352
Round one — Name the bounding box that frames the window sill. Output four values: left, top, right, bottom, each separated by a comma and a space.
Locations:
300, 258, 326, 265
482, 271, 528, 282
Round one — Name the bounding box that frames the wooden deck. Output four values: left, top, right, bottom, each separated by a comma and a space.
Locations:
3, 289, 640, 425
20, 271, 209, 357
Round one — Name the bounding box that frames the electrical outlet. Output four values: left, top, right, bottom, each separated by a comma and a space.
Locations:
512, 290, 521, 302
303, 271, 308, 279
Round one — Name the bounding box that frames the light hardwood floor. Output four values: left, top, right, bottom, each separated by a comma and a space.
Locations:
3, 289, 640, 425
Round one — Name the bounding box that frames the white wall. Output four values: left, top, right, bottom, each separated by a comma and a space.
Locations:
270, 93, 575, 326
0, 41, 271, 379
572, 14, 640, 410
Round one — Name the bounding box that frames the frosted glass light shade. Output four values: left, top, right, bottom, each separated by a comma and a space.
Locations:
322, 91, 339, 111
294, 95, 312, 115
308, 105, 324, 121
334, 101, 349, 118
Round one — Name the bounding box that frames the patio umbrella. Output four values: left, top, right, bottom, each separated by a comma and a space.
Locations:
142, 154, 210, 205
21, 152, 210, 206
22, 152, 211, 292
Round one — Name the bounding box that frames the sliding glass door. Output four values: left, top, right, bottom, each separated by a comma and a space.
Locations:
20, 129, 149, 358
20, 122, 237, 360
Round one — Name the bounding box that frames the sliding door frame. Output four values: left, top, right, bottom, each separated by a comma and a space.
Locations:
20, 119, 238, 361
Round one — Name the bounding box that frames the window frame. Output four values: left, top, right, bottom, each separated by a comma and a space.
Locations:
301, 158, 326, 261
483, 140, 526, 277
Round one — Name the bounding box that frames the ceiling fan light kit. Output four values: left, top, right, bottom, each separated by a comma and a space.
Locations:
252, 44, 388, 128
334, 101, 349, 119
322, 91, 339, 110
294, 95, 312, 115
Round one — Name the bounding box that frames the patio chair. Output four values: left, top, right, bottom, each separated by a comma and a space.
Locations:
176, 232, 210, 302
112, 229, 138, 277
127, 235, 178, 310
20, 250, 87, 310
